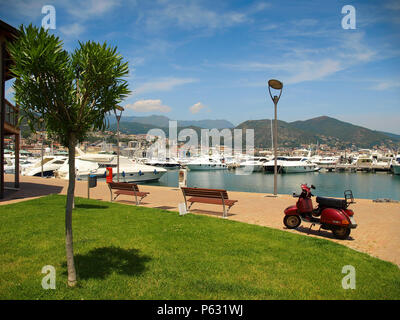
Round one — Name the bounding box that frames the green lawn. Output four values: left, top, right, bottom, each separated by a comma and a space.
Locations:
0, 194, 399, 300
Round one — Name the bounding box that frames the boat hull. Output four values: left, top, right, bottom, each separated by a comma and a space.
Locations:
281, 165, 320, 173
187, 164, 227, 171
238, 164, 263, 172
77, 170, 166, 182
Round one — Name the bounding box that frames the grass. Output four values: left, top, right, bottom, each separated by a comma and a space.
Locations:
0, 194, 399, 300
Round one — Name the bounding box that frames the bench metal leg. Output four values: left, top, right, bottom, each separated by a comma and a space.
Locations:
222, 202, 227, 218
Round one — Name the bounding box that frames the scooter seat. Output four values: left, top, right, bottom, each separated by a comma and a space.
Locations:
316, 196, 347, 209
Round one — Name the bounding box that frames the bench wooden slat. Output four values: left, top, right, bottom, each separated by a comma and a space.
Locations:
108, 182, 140, 191
181, 187, 237, 218
107, 182, 148, 205
187, 197, 237, 206
181, 187, 229, 199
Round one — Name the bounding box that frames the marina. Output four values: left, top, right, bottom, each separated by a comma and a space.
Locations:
144, 169, 400, 201
3, 147, 400, 200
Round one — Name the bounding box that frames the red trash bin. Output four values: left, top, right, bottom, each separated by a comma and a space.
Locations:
106, 167, 113, 183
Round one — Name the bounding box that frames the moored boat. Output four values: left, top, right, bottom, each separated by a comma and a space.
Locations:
186, 156, 227, 171
56, 155, 167, 182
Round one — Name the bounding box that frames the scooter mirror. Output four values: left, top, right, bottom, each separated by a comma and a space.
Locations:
311, 185, 316, 189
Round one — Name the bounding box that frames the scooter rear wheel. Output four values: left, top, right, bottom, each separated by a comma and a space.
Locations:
284, 215, 301, 229
332, 227, 351, 240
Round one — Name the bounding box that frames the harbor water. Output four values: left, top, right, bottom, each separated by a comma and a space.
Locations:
140, 170, 400, 201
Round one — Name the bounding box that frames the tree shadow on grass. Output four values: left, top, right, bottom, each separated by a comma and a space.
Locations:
63, 246, 152, 280
75, 204, 109, 210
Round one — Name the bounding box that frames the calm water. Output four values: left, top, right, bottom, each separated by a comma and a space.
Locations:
141, 169, 400, 200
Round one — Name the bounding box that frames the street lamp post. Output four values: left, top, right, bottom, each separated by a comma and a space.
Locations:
114, 105, 124, 182
39, 118, 44, 178
267, 79, 283, 196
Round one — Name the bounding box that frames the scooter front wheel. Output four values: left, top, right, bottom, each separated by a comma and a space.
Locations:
284, 215, 301, 229
332, 227, 351, 240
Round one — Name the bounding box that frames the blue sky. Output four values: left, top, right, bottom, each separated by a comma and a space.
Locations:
1, 0, 400, 133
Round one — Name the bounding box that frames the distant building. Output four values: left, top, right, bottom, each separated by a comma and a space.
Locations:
1, 19, 19, 198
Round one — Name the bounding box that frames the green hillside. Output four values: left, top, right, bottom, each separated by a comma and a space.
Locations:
290, 116, 399, 148
236, 119, 317, 148
108, 116, 400, 149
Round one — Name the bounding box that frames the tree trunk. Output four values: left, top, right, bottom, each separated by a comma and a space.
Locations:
65, 135, 77, 287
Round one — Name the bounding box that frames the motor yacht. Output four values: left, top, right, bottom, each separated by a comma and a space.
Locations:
238, 156, 268, 172
263, 157, 319, 173
310, 156, 339, 166
392, 155, 400, 175
56, 154, 167, 182
186, 156, 227, 171
22, 156, 68, 177
144, 157, 180, 169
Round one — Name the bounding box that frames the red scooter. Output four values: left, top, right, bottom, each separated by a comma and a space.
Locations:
283, 184, 357, 239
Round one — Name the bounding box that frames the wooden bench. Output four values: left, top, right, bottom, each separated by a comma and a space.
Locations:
181, 187, 238, 218
107, 182, 149, 205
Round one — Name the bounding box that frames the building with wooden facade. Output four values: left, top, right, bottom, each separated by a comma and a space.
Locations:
1, 20, 19, 199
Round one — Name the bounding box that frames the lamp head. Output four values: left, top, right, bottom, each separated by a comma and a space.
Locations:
268, 79, 283, 90
267, 79, 283, 103
114, 105, 124, 121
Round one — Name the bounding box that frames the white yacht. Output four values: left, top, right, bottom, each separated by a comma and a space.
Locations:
22, 156, 68, 177
56, 154, 167, 182
238, 156, 268, 172
4, 156, 14, 174
263, 157, 319, 173
145, 157, 180, 169
4, 154, 38, 174
392, 155, 400, 175
310, 156, 339, 166
352, 155, 374, 167
186, 156, 227, 171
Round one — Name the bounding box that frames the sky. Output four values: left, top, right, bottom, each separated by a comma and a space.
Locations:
1, 0, 400, 133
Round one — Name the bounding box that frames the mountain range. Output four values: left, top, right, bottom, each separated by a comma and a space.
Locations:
108, 115, 234, 129
110, 115, 400, 149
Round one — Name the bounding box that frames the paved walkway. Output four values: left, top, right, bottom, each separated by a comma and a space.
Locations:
2, 174, 400, 266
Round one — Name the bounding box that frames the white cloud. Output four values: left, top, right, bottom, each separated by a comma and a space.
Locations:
141, 1, 269, 32
285, 59, 343, 84
337, 32, 377, 63
189, 102, 208, 114
222, 59, 343, 85
4, 0, 46, 19
373, 80, 400, 91
133, 77, 198, 96
65, 0, 121, 20
220, 32, 381, 85
385, 1, 400, 10
159, 2, 247, 30
59, 23, 85, 37
125, 99, 171, 113
3, 0, 121, 20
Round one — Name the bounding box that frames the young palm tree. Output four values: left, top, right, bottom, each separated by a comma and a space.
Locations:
7, 25, 131, 286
